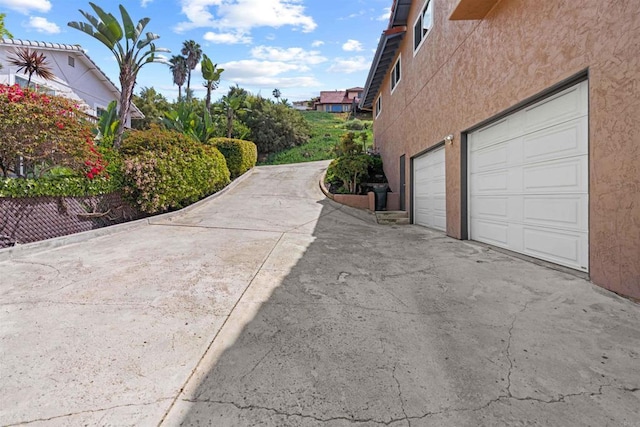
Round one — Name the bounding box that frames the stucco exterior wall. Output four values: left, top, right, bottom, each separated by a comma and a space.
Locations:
372, 0, 640, 298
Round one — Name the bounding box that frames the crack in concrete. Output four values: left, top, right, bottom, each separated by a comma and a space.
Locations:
476, 383, 614, 412
505, 301, 531, 398
6, 398, 172, 426
240, 345, 275, 381
392, 365, 411, 426
181, 399, 443, 425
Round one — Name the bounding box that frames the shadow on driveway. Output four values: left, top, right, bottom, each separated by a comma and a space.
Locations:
165, 196, 640, 425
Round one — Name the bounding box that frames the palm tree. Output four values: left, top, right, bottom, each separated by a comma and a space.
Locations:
169, 55, 187, 101
181, 40, 202, 101
8, 48, 55, 86
201, 54, 223, 111
272, 88, 281, 100
68, 3, 169, 149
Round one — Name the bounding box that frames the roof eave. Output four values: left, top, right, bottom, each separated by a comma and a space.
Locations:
359, 27, 406, 110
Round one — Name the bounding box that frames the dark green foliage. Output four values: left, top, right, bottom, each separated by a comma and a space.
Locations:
208, 137, 257, 178
242, 95, 310, 154
120, 127, 230, 213
132, 87, 171, 130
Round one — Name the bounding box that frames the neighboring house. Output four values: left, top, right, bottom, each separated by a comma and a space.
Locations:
292, 100, 309, 111
0, 38, 143, 126
360, 0, 639, 299
315, 87, 363, 113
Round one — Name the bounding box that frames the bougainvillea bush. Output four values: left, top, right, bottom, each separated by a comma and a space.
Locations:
120, 126, 230, 214
0, 84, 106, 180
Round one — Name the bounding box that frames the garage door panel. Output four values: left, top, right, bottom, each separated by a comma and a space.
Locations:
471, 118, 509, 150
472, 219, 509, 246
522, 227, 585, 268
523, 158, 586, 193
473, 170, 510, 193
469, 80, 589, 271
523, 84, 586, 132
472, 144, 509, 172
472, 196, 508, 219
523, 117, 587, 162
523, 196, 585, 230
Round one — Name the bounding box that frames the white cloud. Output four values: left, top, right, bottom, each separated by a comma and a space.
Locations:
0, 0, 51, 14
27, 16, 60, 34
141, 0, 153, 6
175, 0, 316, 35
311, 40, 324, 47
220, 59, 318, 88
327, 56, 369, 74
251, 46, 327, 65
377, 7, 391, 21
342, 39, 363, 52
203, 31, 252, 44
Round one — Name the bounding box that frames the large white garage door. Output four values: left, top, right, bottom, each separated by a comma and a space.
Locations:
469, 81, 588, 271
413, 146, 446, 231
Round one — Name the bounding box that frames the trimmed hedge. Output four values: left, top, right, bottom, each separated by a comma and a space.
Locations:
0, 177, 116, 198
121, 128, 230, 214
208, 137, 257, 178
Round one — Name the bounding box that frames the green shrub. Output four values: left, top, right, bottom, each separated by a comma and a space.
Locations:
120, 127, 230, 214
0, 176, 116, 198
120, 124, 195, 156
242, 96, 311, 154
208, 137, 257, 178
327, 154, 372, 194
344, 119, 365, 130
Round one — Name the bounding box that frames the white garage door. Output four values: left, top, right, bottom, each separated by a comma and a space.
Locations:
413, 146, 446, 231
469, 81, 589, 271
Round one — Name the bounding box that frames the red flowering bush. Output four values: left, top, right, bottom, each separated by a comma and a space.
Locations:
0, 84, 106, 179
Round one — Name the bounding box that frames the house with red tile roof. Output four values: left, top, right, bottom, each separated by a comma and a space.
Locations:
315, 87, 363, 113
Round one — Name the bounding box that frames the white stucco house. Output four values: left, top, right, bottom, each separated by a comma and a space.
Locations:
0, 38, 142, 127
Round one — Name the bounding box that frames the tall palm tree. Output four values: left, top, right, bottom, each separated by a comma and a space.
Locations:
169, 55, 187, 101
201, 54, 223, 111
181, 40, 201, 101
68, 3, 169, 149
8, 48, 55, 86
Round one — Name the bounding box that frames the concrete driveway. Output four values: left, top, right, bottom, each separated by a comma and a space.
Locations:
1, 161, 639, 426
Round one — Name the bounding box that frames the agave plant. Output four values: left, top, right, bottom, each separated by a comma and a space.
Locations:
68, 2, 169, 149
8, 48, 55, 87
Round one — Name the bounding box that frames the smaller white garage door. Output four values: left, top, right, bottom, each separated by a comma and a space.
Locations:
469, 81, 588, 271
413, 146, 446, 231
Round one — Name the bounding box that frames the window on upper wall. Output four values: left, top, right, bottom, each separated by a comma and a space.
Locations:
391, 55, 401, 93
68, 56, 75, 67
413, 0, 434, 54
375, 95, 382, 118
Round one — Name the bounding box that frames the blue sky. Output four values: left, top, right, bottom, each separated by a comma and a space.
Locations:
0, 0, 391, 102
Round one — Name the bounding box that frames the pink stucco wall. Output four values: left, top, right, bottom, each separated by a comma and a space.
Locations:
372, 0, 640, 298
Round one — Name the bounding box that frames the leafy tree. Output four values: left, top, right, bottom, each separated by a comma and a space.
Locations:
68, 2, 169, 149
7, 48, 55, 86
201, 54, 223, 111
241, 95, 310, 154
169, 55, 187, 101
181, 40, 202, 101
0, 84, 104, 178
131, 86, 170, 129
217, 90, 251, 139
0, 13, 14, 38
